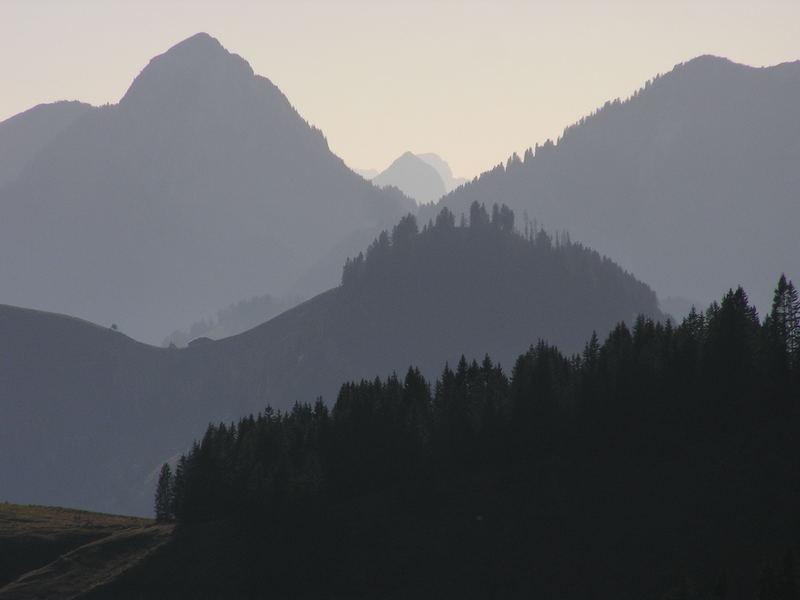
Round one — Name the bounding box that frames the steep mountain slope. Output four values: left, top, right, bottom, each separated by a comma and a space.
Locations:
0, 33, 412, 343
373, 151, 447, 204
0, 206, 662, 516
424, 56, 800, 313
0, 101, 93, 188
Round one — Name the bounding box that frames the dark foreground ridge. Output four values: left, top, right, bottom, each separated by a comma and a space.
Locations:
109, 278, 799, 599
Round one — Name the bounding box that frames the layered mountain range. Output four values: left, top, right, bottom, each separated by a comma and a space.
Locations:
0, 33, 413, 343
0, 206, 662, 515
2, 33, 799, 524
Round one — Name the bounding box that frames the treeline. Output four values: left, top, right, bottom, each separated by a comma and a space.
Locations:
344, 201, 596, 289
154, 277, 800, 599
337, 203, 662, 363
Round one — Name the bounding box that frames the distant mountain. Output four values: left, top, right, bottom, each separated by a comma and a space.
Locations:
417, 152, 467, 192
424, 55, 800, 313
362, 152, 465, 196
0, 205, 662, 516
0, 33, 412, 343
352, 167, 379, 179
161, 293, 302, 347
373, 151, 447, 204
0, 100, 92, 188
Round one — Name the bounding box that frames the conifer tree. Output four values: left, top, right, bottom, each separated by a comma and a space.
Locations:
155, 462, 174, 522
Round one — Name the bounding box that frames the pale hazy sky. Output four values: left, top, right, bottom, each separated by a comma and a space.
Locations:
2, 0, 798, 179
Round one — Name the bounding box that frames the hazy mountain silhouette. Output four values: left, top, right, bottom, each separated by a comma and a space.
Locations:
0, 100, 93, 188
0, 33, 412, 343
373, 151, 447, 204
161, 293, 301, 347
0, 206, 662, 516
423, 55, 800, 314
352, 167, 379, 179
417, 152, 467, 191
363, 152, 465, 197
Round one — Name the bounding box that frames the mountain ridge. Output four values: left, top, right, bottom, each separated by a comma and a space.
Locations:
424, 54, 800, 314
0, 100, 93, 188
0, 33, 413, 343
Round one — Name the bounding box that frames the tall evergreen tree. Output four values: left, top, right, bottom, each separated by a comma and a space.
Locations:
155, 462, 174, 522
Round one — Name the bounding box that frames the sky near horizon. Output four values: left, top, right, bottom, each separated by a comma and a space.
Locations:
2, 0, 798, 180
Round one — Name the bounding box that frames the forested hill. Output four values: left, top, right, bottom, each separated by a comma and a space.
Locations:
118, 279, 800, 599
331, 201, 662, 370
422, 55, 800, 314
0, 204, 661, 516
0, 32, 412, 343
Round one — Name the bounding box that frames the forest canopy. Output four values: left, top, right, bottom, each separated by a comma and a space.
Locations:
154, 276, 800, 599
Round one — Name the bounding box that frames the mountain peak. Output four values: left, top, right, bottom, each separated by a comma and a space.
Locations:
119, 33, 254, 107
154, 32, 237, 66
169, 31, 221, 52
670, 54, 800, 78
681, 54, 733, 68
673, 54, 800, 80
373, 152, 446, 204
667, 54, 749, 79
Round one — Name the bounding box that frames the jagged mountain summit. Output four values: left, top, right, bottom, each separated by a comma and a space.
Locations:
372, 151, 447, 204
0, 33, 412, 343
424, 55, 800, 314
0, 205, 662, 516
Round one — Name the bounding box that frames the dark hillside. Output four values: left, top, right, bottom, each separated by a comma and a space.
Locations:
89, 279, 800, 599
0, 306, 170, 512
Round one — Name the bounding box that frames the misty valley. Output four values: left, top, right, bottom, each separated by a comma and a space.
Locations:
1, 31, 799, 600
